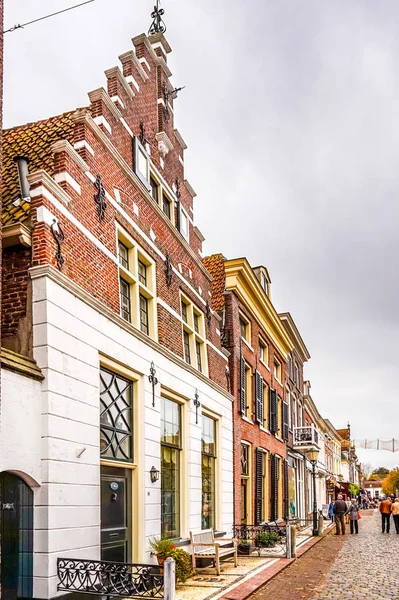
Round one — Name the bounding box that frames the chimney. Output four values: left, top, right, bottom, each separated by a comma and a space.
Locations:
13, 156, 31, 205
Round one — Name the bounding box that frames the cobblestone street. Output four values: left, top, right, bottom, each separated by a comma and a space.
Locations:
252, 510, 399, 600
312, 510, 399, 599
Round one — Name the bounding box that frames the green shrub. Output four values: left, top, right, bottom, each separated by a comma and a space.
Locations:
149, 537, 176, 556
256, 531, 280, 547
169, 548, 193, 583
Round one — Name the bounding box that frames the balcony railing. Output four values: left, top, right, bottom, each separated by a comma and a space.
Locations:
293, 425, 320, 449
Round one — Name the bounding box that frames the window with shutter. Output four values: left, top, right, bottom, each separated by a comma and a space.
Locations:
255, 371, 264, 425
269, 389, 277, 433
240, 357, 246, 415
284, 459, 289, 520
255, 448, 263, 525
283, 402, 289, 441
270, 454, 278, 521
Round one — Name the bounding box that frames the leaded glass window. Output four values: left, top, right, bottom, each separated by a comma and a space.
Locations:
202, 416, 216, 529
118, 241, 129, 270
196, 341, 202, 373
183, 330, 191, 364
100, 368, 133, 461
139, 294, 149, 335
241, 444, 249, 475
138, 260, 147, 286
120, 278, 131, 323
161, 398, 181, 539
181, 301, 188, 323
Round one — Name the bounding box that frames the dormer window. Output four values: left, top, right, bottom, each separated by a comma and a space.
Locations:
261, 272, 268, 296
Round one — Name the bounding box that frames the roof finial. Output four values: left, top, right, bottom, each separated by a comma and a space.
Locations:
148, 0, 166, 35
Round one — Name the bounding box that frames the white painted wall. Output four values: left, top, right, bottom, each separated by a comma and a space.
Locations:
26, 272, 233, 598
0, 368, 42, 486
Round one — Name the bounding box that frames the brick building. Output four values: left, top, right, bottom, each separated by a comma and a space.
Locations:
279, 313, 310, 520
0, 1, 4, 596
204, 254, 293, 526
0, 26, 234, 598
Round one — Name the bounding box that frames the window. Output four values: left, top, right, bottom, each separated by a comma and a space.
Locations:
117, 232, 156, 337
277, 396, 283, 436
261, 272, 268, 296
163, 193, 172, 220
241, 443, 251, 524
196, 341, 202, 373
294, 362, 299, 387
138, 260, 147, 286
118, 241, 129, 270
181, 300, 188, 324
139, 294, 149, 335
100, 368, 133, 461
263, 381, 269, 429
183, 331, 191, 364
161, 397, 181, 539
133, 137, 150, 190
181, 295, 206, 374
274, 358, 281, 382
120, 278, 131, 323
179, 208, 189, 241
202, 415, 216, 529
244, 363, 251, 419
259, 340, 268, 365
240, 318, 248, 340
150, 175, 159, 204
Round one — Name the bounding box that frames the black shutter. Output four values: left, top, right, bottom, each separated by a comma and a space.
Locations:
269, 388, 277, 433
255, 449, 263, 525
270, 454, 278, 521
283, 402, 289, 441
284, 459, 289, 519
255, 371, 264, 425
240, 357, 246, 414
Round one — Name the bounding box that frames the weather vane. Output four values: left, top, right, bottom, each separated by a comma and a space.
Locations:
149, 0, 166, 35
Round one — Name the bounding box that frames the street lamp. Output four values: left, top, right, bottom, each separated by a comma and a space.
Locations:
307, 448, 320, 536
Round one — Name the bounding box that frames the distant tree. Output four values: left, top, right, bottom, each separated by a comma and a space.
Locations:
372, 467, 390, 478
360, 462, 372, 480
382, 469, 399, 496
349, 483, 361, 498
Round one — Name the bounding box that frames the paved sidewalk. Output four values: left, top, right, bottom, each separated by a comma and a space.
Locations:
312, 510, 399, 599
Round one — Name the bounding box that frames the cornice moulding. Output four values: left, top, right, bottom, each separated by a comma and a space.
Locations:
2, 222, 32, 248
105, 66, 135, 100
174, 129, 188, 150
118, 50, 149, 82
28, 170, 72, 206
51, 140, 89, 173
184, 179, 197, 198
88, 88, 123, 122
29, 264, 233, 402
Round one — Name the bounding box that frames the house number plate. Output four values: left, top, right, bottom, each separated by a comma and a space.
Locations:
2, 503, 14, 510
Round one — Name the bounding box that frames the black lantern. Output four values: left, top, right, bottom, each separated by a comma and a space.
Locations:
150, 466, 160, 484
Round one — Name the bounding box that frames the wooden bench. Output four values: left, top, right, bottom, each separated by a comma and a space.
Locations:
189, 529, 238, 575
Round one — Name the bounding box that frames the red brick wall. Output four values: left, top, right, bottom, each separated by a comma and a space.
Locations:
222, 290, 288, 525
2, 31, 228, 391
1, 247, 31, 341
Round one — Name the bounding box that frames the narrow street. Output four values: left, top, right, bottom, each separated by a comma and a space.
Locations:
252, 511, 399, 600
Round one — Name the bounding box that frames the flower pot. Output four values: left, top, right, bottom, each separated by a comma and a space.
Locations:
238, 544, 251, 555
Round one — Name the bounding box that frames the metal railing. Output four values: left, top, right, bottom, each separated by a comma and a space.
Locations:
57, 558, 165, 599
233, 523, 287, 557
293, 425, 320, 448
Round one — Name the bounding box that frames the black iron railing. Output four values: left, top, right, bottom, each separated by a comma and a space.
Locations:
234, 522, 287, 556
57, 558, 164, 599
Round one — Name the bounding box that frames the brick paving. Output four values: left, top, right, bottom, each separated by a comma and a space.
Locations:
252, 511, 399, 600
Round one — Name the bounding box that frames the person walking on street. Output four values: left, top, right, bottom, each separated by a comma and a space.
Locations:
348, 499, 359, 534
345, 497, 351, 525
328, 499, 335, 522
379, 496, 392, 533
333, 494, 348, 535
391, 498, 399, 534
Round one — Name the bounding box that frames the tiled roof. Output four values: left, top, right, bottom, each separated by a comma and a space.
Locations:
2, 111, 76, 225
203, 254, 226, 312
337, 428, 350, 440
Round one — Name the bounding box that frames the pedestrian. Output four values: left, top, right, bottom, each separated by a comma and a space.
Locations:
348, 499, 359, 534
328, 499, 335, 522
345, 496, 351, 525
392, 498, 399, 534
379, 496, 392, 533
333, 494, 348, 535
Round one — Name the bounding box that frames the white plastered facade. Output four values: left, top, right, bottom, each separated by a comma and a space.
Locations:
1, 269, 234, 599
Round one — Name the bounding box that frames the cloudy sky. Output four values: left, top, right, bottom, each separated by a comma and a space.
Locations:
4, 0, 399, 469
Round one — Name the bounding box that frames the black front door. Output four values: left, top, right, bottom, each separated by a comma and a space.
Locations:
0, 472, 33, 600
101, 466, 131, 562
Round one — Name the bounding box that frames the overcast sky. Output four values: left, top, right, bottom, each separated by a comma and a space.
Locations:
4, 0, 399, 469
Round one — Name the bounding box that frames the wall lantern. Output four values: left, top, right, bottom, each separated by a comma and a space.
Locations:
150, 466, 160, 484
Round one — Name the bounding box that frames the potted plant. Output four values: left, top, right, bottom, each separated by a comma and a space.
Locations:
256, 531, 280, 548
238, 539, 252, 555
149, 537, 176, 566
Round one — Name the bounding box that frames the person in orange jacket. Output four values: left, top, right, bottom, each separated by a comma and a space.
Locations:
379, 497, 392, 533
